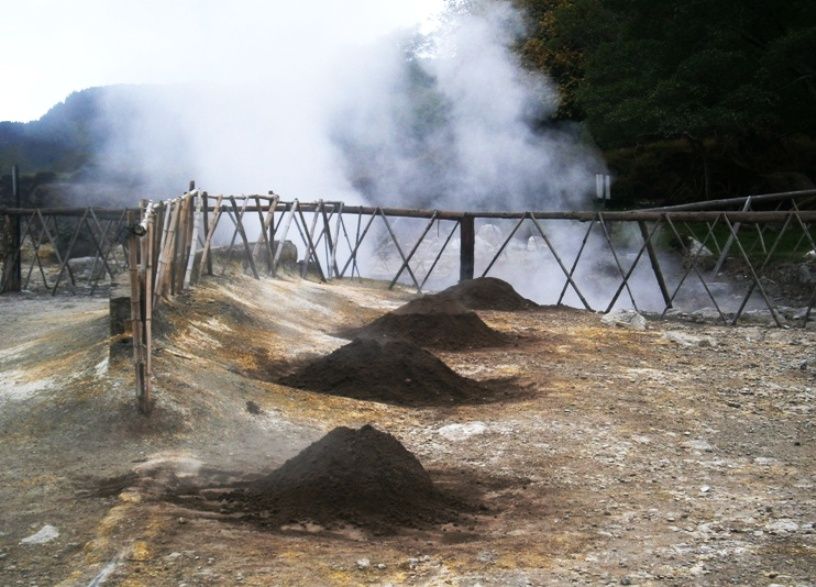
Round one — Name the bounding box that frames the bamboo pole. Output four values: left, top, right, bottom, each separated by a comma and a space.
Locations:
143, 212, 154, 413
126, 211, 147, 414
228, 196, 260, 279
272, 200, 298, 275
172, 196, 190, 294
252, 194, 279, 271
202, 192, 212, 276
154, 200, 181, 306
183, 193, 202, 288
198, 195, 224, 279
219, 196, 251, 274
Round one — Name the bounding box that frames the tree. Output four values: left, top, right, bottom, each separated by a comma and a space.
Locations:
513, 0, 816, 200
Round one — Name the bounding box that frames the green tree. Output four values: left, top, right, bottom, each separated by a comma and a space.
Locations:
512, 0, 816, 200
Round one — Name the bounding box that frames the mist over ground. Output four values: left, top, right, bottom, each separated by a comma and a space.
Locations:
87, 1, 603, 210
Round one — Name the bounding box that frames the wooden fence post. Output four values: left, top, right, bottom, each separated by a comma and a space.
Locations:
459, 213, 475, 282
143, 207, 154, 413
202, 192, 212, 276
3, 165, 22, 292
127, 211, 149, 414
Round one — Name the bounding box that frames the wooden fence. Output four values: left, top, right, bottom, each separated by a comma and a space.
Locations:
2, 187, 816, 414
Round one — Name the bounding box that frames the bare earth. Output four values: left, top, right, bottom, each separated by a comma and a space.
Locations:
0, 275, 814, 586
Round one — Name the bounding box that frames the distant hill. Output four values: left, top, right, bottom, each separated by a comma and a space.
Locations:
0, 85, 192, 207
0, 87, 105, 174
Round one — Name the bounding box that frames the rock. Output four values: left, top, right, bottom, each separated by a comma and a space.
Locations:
792, 307, 811, 321
765, 519, 799, 534
109, 281, 132, 337
356, 558, 371, 570
438, 422, 488, 441
798, 264, 814, 285
664, 331, 717, 348
601, 310, 647, 331
20, 524, 59, 544
67, 256, 106, 281
683, 439, 714, 453
691, 307, 722, 322
683, 237, 715, 270
272, 240, 298, 272
686, 237, 713, 258
477, 551, 497, 564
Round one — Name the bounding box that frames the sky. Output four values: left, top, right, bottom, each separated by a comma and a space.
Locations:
0, 0, 444, 122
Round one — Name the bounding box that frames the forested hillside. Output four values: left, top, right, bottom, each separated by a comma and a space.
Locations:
514, 0, 816, 204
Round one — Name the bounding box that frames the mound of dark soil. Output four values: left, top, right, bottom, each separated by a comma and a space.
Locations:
280, 338, 487, 406
433, 277, 537, 311
346, 296, 508, 350
222, 425, 458, 532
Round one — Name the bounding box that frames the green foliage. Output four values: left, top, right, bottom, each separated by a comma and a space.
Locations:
510, 0, 816, 202
516, 0, 816, 147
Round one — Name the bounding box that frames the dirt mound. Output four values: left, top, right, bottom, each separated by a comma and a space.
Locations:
222, 425, 457, 532
346, 296, 508, 350
280, 338, 487, 406
433, 277, 538, 311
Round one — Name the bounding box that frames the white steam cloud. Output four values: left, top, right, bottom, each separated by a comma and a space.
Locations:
90, 1, 705, 313
331, 2, 603, 210
91, 1, 603, 210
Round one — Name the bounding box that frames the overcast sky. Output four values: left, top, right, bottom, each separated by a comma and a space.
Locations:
0, 0, 444, 122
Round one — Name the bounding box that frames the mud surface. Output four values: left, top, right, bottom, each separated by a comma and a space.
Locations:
280, 338, 491, 406
346, 296, 509, 350
432, 277, 538, 311
206, 425, 461, 533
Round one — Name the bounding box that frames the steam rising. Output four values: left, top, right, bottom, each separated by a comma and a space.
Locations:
87, 1, 696, 312
332, 3, 602, 210
91, 1, 603, 209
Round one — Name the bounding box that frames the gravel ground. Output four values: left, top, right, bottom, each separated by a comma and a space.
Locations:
0, 275, 814, 586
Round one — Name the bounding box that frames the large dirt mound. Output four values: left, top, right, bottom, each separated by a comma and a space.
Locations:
280, 338, 487, 406
433, 277, 538, 311
346, 296, 508, 350
222, 425, 457, 532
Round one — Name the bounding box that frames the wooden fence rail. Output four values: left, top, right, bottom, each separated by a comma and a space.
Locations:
2, 187, 815, 415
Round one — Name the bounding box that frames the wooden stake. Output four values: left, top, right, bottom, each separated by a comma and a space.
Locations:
272, 200, 298, 275
228, 196, 260, 279
202, 192, 212, 276
252, 194, 278, 272
126, 212, 147, 414
154, 200, 181, 306
183, 193, 202, 288
143, 212, 154, 413
198, 195, 224, 278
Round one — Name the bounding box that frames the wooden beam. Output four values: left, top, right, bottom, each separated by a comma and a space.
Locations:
638, 220, 672, 309
228, 196, 260, 279
459, 213, 474, 282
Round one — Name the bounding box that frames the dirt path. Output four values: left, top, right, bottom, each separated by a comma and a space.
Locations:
1, 276, 814, 586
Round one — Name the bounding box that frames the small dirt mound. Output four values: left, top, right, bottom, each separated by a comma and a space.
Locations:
346, 296, 508, 350
222, 425, 457, 532
280, 338, 486, 406
433, 277, 538, 311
